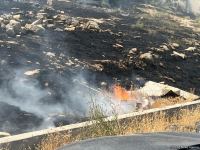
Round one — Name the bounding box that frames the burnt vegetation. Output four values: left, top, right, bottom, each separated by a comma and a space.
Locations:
0, 0, 200, 135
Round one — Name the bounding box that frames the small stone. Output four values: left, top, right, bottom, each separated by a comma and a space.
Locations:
8, 20, 21, 33
160, 45, 169, 51
128, 48, 138, 54
45, 52, 55, 57
64, 26, 75, 31
139, 52, 154, 61
54, 28, 63, 32
113, 43, 123, 49
172, 43, 179, 48
36, 13, 47, 19
16, 35, 21, 38
60, 15, 68, 21
46, 24, 55, 29
12, 14, 21, 20
84, 20, 100, 30
32, 19, 43, 25
6, 27, 15, 37
0, 17, 4, 23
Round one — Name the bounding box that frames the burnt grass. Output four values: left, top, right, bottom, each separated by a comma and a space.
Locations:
0, 1, 200, 133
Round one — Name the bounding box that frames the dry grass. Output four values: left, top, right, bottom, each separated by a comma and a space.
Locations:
151, 97, 192, 108
37, 102, 200, 150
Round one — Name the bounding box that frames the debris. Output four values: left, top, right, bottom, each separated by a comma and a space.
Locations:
24, 69, 40, 76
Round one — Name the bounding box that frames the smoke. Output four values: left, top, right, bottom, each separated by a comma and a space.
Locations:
152, 0, 200, 15
0, 66, 138, 133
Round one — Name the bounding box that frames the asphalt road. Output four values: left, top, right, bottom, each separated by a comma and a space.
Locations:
58, 132, 200, 150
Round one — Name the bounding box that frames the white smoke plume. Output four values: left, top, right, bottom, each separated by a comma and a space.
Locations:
0, 68, 138, 133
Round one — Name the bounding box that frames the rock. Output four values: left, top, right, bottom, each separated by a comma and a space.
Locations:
47, 0, 53, 6
1, 23, 6, 30
3, 19, 9, 25
8, 20, 21, 34
172, 43, 179, 48
0, 132, 11, 138
160, 45, 169, 51
46, 24, 55, 29
32, 19, 43, 25
0, 17, 3, 23
60, 11, 65, 14
36, 13, 47, 19
172, 51, 186, 59
54, 28, 64, 32
185, 47, 196, 51
12, 14, 21, 20
6, 26, 15, 37
24, 69, 40, 76
70, 18, 80, 26
113, 43, 123, 49
84, 20, 100, 31
128, 48, 138, 54
139, 52, 154, 61
25, 24, 45, 35
43, 19, 54, 25
16, 35, 21, 39
64, 26, 75, 31
45, 52, 55, 57
57, 14, 68, 21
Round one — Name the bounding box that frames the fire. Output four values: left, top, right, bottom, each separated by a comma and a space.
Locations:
113, 84, 135, 101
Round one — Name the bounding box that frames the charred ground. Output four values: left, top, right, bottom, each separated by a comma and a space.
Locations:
0, 0, 200, 134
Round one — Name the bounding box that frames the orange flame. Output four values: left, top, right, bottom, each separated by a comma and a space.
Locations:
113, 85, 134, 101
